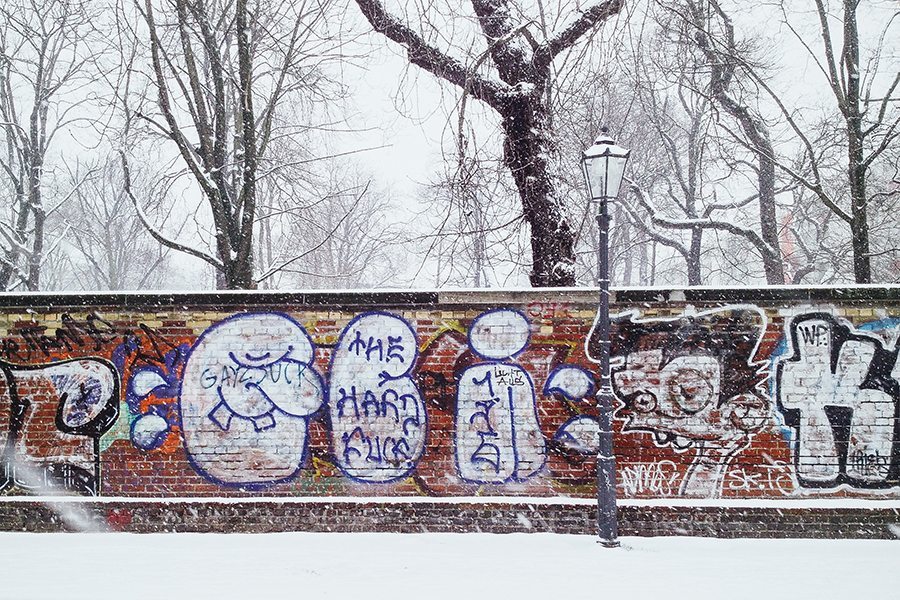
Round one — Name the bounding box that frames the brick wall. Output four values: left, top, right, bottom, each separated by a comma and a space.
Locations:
0, 287, 898, 536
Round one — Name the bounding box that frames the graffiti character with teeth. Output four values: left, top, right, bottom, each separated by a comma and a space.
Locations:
591, 307, 770, 498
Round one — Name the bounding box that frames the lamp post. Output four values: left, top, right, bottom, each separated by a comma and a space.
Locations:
582, 127, 629, 548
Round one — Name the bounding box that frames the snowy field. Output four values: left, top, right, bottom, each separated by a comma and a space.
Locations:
0, 532, 898, 599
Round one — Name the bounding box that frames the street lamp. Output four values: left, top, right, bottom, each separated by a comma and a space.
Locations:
582, 127, 629, 548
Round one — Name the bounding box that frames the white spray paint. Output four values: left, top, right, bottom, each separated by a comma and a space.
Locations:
455, 309, 545, 483
328, 312, 426, 482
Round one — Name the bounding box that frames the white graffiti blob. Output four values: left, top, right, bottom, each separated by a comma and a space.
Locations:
545, 366, 595, 401
328, 312, 426, 482
777, 315, 895, 485
547, 366, 600, 454
179, 313, 324, 486
554, 416, 600, 454
455, 309, 545, 483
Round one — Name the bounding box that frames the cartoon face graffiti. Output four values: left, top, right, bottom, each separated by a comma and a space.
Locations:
590, 307, 771, 497
613, 350, 767, 449
179, 313, 324, 486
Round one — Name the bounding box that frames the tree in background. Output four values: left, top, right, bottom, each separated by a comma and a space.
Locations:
0, 0, 97, 290
607, 1, 792, 285
255, 163, 404, 290
121, 0, 344, 289
58, 157, 173, 290
678, 0, 898, 283
352, 0, 625, 287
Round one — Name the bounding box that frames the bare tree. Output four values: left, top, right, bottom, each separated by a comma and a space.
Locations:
120, 0, 343, 289
59, 157, 172, 290
556, 8, 785, 287
676, 0, 786, 284
675, 0, 899, 283
417, 119, 528, 288
0, 0, 96, 290
253, 159, 405, 289
586, 1, 793, 286
352, 0, 625, 287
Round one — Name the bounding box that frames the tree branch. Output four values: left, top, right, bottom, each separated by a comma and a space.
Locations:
352, 0, 506, 108
535, 0, 623, 67
119, 151, 224, 271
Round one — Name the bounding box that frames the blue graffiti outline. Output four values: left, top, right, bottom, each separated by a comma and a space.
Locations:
327, 310, 428, 484
119, 341, 191, 451
543, 364, 596, 401
553, 415, 601, 454
454, 359, 544, 484
178, 311, 325, 489
129, 410, 170, 451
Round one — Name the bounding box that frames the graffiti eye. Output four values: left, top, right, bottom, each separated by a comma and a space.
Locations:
667, 369, 714, 414
631, 392, 657, 413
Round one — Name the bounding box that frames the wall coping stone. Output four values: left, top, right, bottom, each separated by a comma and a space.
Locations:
0, 284, 898, 309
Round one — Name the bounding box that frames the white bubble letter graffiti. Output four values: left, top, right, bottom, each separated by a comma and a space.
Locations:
179, 313, 324, 486
328, 312, 426, 482
455, 309, 545, 483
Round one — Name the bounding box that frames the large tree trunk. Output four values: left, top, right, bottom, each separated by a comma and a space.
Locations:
500, 100, 576, 287
26, 156, 44, 291
351, 0, 622, 288
849, 148, 870, 283
223, 256, 256, 290
687, 227, 702, 285
756, 149, 785, 284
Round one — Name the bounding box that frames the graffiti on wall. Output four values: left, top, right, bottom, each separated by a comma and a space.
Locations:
179, 313, 325, 486
549, 366, 599, 454
0, 313, 117, 363
0, 357, 118, 495
455, 309, 546, 483
775, 313, 900, 489
328, 312, 426, 482
5, 299, 900, 500
118, 334, 191, 452
598, 307, 771, 498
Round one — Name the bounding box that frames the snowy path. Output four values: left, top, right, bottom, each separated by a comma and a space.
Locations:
0, 532, 897, 599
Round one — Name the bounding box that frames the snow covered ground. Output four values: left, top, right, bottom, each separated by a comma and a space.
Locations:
0, 532, 898, 599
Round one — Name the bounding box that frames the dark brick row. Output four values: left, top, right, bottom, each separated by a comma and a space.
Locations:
0, 501, 896, 539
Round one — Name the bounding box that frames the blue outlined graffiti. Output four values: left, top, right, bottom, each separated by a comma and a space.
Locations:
0, 357, 119, 495
178, 313, 324, 487
455, 309, 545, 483
544, 365, 595, 402
546, 366, 600, 454
123, 344, 189, 450
328, 312, 427, 483
111, 324, 192, 451
553, 416, 601, 454
775, 313, 900, 488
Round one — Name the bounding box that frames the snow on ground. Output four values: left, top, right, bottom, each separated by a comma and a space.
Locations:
1, 533, 898, 599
